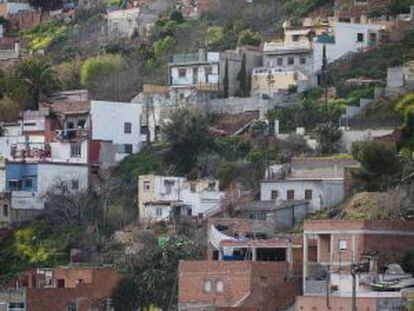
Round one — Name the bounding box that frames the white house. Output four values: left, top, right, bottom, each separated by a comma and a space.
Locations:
6, 162, 88, 212
169, 49, 220, 99
260, 158, 359, 212
91, 100, 144, 163
138, 174, 224, 224
312, 21, 385, 77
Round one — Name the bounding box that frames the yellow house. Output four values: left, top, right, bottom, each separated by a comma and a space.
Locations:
251, 68, 309, 97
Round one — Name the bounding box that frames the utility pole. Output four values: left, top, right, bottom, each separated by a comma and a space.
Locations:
351, 263, 363, 311
326, 264, 330, 309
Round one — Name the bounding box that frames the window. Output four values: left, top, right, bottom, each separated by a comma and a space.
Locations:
205, 66, 213, 82
124, 144, 133, 154
124, 122, 132, 134
216, 280, 224, 293
71, 180, 79, 191
57, 279, 65, 288
8, 180, 21, 191
292, 34, 300, 42
260, 276, 268, 286
193, 67, 198, 84
156, 207, 163, 217
305, 189, 313, 200
8, 302, 25, 311
143, 181, 150, 192
164, 179, 174, 194
203, 279, 212, 293
178, 68, 186, 78
357, 33, 364, 42
277, 57, 283, 66
300, 57, 307, 65
3, 204, 8, 217
271, 190, 278, 200
25, 179, 32, 189
287, 190, 295, 200
70, 142, 81, 158
288, 57, 295, 65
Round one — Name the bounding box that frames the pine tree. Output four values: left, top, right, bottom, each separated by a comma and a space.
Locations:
237, 53, 247, 97
223, 58, 229, 98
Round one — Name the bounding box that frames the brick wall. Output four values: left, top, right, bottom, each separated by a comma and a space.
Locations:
26, 268, 121, 311
178, 260, 300, 311
295, 295, 376, 311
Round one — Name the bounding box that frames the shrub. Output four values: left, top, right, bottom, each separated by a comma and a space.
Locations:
80, 54, 123, 91
237, 29, 261, 46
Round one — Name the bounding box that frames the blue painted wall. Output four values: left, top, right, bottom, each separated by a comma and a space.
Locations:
5, 163, 38, 192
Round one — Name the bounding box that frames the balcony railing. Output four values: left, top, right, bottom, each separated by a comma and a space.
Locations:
57, 128, 88, 140
11, 143, 51, 160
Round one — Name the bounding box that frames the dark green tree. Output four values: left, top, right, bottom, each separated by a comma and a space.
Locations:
352, 141, 402, 191
163, 108, 211, 175
113, 235, 204, 311
237, 53, 248, 97
223, 58, 229, 98
315, 123, 342, 155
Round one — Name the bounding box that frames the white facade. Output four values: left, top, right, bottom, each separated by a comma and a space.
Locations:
0, 158, 5, 193
312, 22, 385, 75
169, 52, 220, 98
260, 179, 344, 212
11, 163, 88, 211
138, 175, 223, 223
106, 8, 140, 38
49, 140, 88, 164
91, 100, 143, 162
37, 163, 88, 196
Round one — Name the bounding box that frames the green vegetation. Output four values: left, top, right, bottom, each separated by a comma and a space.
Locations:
113, 234, 204, 310
13, 58, 61, 109
328, 33, 414, 83
21, 21, 68, 51
80, 54, 123, 92
352, 141, 402, 191
237, 29, 261, 46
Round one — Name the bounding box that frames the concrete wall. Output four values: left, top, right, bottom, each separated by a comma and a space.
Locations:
251, 68, 309, 96
37, 163, 88, 195
261, 179, 344, 212
170, 63, 220, 86
340, 129, 394, 152
264, 53, 313, 76
91, 100, 142, 162
49, 140, 88, 164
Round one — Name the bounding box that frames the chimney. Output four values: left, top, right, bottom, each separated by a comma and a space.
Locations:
198, 48, 206, 62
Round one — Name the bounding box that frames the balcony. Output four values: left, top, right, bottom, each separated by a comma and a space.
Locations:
263, 41, 312, 52
11, 143, 51, 161
56, 128, 88, 140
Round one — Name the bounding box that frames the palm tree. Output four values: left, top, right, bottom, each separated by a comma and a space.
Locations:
15, 58, 61, 110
